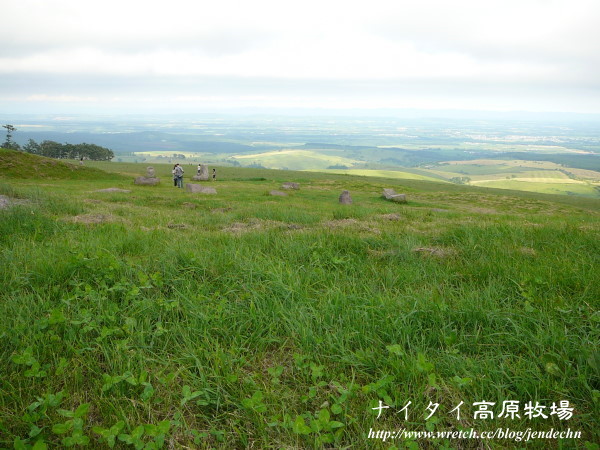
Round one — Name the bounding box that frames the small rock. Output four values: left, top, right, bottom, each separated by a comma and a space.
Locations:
339, 190, 352, 204
0, 195, 28, 209
282, 182, 300, 190
146, 167, 156, 178
134, 176, 160, 186
382, 188, 407, 203
269, 190, 288, 196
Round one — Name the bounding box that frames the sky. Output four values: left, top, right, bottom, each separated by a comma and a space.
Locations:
1, 0, 600, 115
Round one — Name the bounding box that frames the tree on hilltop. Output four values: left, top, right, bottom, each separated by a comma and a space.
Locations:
2, 124, 21, 150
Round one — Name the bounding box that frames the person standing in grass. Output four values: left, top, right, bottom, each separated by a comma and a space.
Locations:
174, 163, 184, 188
172, 164, 178, 187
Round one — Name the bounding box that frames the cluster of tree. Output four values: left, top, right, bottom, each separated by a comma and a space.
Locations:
22, 139, 114, 161
2, 124, 19, 150
449, 176, 471, 185
326, 164, 349, 169
3, 124, 114, 161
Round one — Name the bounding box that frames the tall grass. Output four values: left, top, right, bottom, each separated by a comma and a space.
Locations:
1, 167, 599, 448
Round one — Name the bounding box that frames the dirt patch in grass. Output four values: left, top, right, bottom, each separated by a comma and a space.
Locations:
69, 214, 115, 225
323, 218, 381, 234
94, 188, 131, 193
518, 247, 537, 257
324, 218, 359, 228
412, 246, 456, 258
378, 213, 402, 221
462, 206, 499, 215
367, 248, 396, 258
222, 218, 286, 233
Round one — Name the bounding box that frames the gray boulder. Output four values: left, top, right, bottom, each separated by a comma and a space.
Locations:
192, 164, 209, 181
146, 167, 156, 178
382, 188, 407, 203
269, 190, 288, 196
339, 190, 352, 204
185, 184, 217, 194
282, 182, 300, 190
134, 176, 160, 186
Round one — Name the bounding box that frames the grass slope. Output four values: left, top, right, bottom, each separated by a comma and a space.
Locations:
1, 162, 599, 448
306, 168, 446, 183
0, 148, 124, 181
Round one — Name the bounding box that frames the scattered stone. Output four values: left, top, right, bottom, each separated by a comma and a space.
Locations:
167, 223, 187, 229
185, 184, 217, 194
269, 190, 288, 196
287, 224, 303, 230
94, 188, 131, 193
83, 199, 102, 204
192, 164, 209, 181
430, 208, 449, 213
0, 195, 28, 209
134, 176, 160, 186
339, 190, 352, 204
182, 202, 197, 209
133, 167, 160, 185
282, 182, 300, 190
382, 188, 407, 203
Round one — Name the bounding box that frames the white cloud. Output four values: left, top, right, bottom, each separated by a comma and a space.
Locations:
1, 0, 599, 113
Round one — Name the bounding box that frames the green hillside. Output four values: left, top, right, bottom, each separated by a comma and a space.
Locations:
0, 148, 123, 180
1, 162, 599, 448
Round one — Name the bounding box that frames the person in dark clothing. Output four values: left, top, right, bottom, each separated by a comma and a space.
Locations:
174, 164, 184, 188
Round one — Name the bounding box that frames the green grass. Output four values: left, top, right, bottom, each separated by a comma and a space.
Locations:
306, 168, 446, 183
0, 149, 124, 181
230, 149, 361, 170
1, 153, 599, 448
471, 179, 600, 197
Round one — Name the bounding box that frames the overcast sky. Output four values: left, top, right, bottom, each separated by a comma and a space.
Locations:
1, 0, 599, 115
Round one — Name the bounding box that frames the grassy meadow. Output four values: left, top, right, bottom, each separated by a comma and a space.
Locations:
139, 151, 600, 199
1, 149, 599, 448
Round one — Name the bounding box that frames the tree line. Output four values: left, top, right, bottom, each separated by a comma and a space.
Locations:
2, 124, 114, 161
